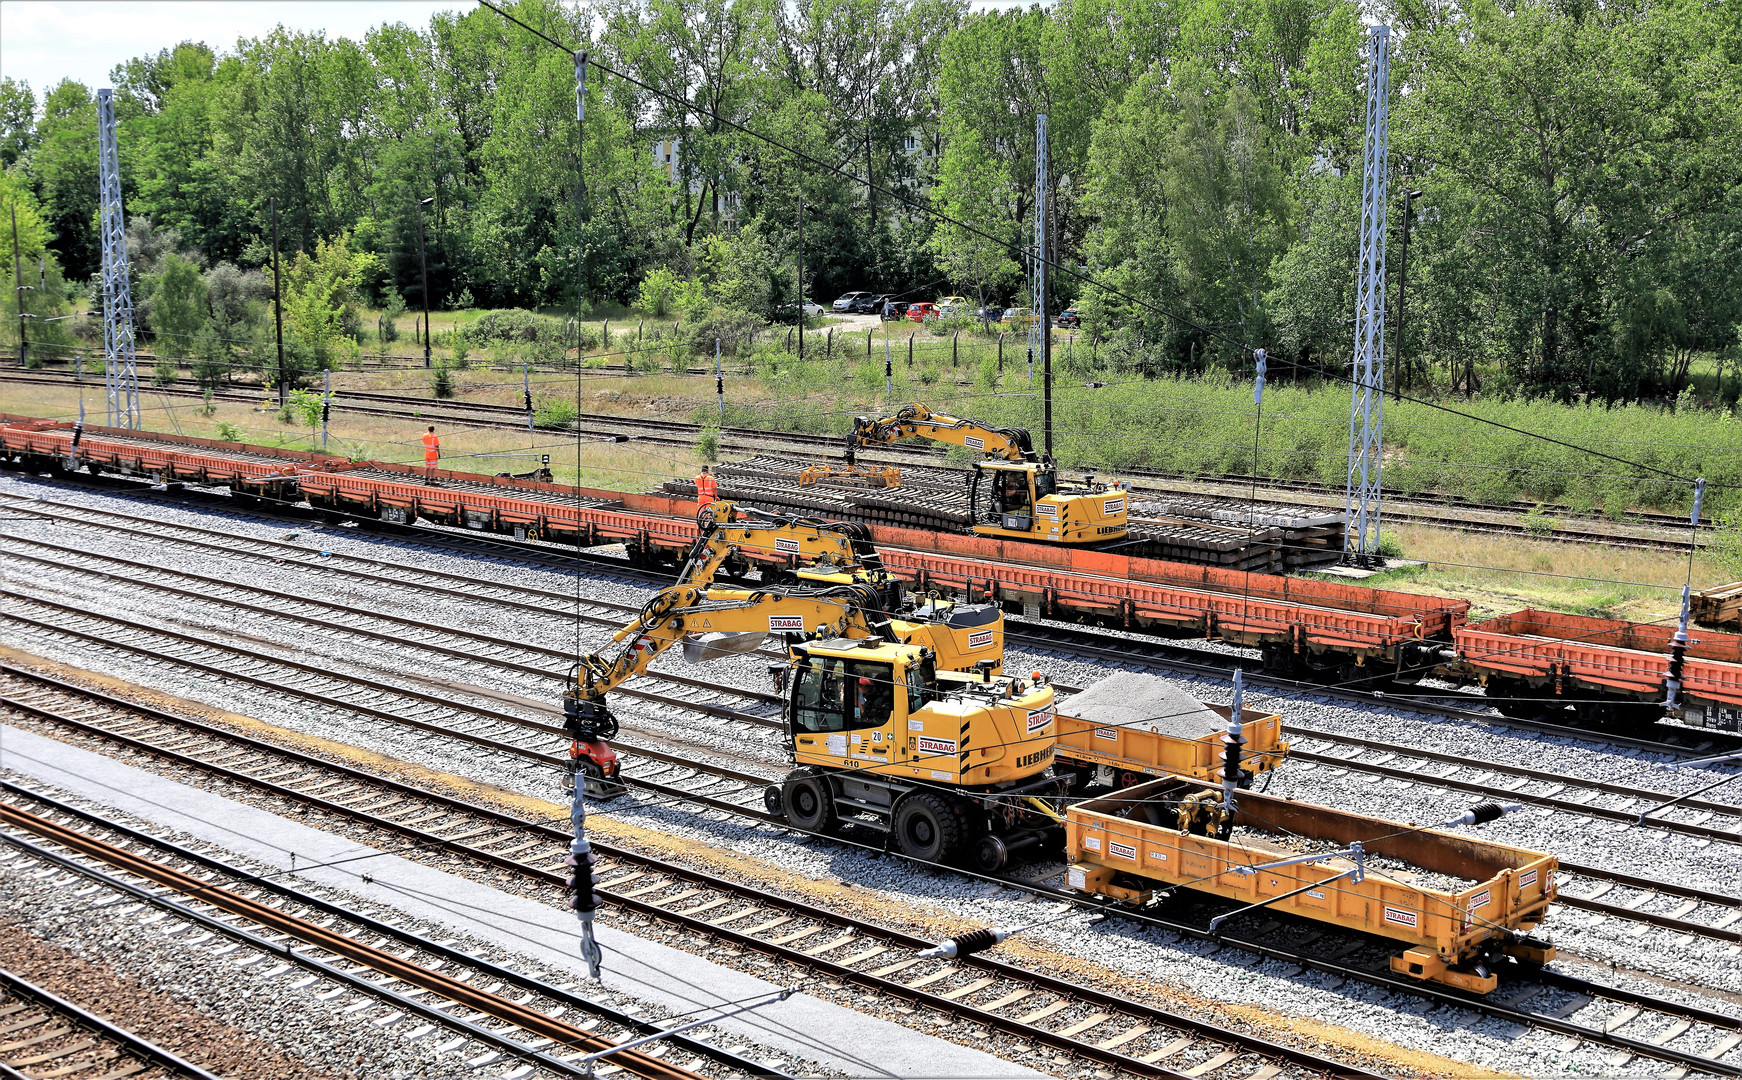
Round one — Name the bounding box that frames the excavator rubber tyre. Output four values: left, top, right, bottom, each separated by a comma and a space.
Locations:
781, 768, 837, 834
893, 791, 962, 864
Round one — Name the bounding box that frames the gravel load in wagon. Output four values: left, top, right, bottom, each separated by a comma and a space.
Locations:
1052, 671, 1289, 786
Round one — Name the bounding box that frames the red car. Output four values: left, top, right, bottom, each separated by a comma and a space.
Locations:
906, 302, 940, 322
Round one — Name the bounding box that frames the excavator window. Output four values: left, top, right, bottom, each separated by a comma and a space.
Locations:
791, 656, 896, 733
999, 471, 1030, 512
1033, 469, 1056, 498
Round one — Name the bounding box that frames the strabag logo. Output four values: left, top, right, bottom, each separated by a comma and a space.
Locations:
1094, 726, 1118, 741
1109, 840, 1137, 861
916, 736, 956, 757
1036, 504, 1057, 519
965, 436, 986, 451
1383, 906, 1419, 929
1520, 869, 1538, 888
1026, 704, 1055, 733
1467, 888, 1491, 910
1103, 497, 1126, 515
774, 537, 801, 554
768, 615, 806, 632
968, 629, 995, 650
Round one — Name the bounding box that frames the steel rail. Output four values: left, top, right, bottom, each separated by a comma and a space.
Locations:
3, 664, 1738, 1077
0, 676, 1371, 1080
7, 498, 1741, 933
0, 797, 709, 1080
0, 964, 224, 1080
0, 781, 789, 1080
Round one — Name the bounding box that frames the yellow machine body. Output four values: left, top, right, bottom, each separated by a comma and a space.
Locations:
788, 641, 1056, 786
844, 404, 1129, 545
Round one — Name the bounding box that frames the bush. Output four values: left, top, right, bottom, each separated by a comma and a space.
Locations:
534, 396, 577, 427
635, 267, 705, 318
466, 309, 566, 347
286, 388, 323, 428
450, 330, 469, 365
215, 421, 240, 442
197, 390, 216, 418
431, 362, 455, 398
698, 429, 721, 462
1714, 507, 1742, 578
683, 305, 765, 357
1522, 504, 1560, 537
153, 357, 178, 386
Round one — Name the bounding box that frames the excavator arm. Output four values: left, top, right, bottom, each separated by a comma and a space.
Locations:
679, 502, 884, 587
563, 583, 889, 736
846, 403, 1035, 464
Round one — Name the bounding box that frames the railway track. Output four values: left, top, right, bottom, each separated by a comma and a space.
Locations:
0, 370, 1707, 551
3, 660, 1740, 1076
0, 667, 1376, 1080
7, 504, 1741, 845
0, 965, 222, 1080
0, 783, 774, 1080
3, 479, 1736, 762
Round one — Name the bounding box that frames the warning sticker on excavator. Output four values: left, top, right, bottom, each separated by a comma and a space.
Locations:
775, 537, 800, 554
1384, 906, 1419, 929
968, 629, 994, 650
916, 736, 956, 756
769, 615, 806, 631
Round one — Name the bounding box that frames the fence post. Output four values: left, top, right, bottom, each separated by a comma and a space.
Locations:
602, 320, 609, 351
826, 327, 833, 359
998, 334, 1005, 372
716, 338, 724, 421
867, 329, 873, 358
952, 331, 959, 367
907, 333, 913, 368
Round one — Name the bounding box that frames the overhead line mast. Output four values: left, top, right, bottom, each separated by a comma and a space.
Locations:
96, 88, 140, 430
1343, 25, 1392, 567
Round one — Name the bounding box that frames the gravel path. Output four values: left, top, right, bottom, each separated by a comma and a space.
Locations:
0, 921, 330, 1079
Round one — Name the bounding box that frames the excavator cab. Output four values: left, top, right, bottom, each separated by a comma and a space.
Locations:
967, 461, 1125, 545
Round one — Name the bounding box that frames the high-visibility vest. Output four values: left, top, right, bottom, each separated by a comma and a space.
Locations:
423, 432, 440, 465
694, 472, 718, 505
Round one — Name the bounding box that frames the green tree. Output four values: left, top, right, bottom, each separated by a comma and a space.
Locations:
146, 252, 210, 359
0, 77, 36, 167
28, 80, 100, 280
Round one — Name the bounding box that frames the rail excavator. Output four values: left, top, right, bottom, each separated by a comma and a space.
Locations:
562, 580, 1045, 868
844, 403, 1128, 545
563, 535, 1289, 868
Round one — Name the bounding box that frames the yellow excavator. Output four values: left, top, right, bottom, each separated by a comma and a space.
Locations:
562, 581, 1050, 867
845, 403, 1128, 545
683, 501, 891, 591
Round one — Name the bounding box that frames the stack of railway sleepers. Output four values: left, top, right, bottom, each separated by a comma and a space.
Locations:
1694, 581, 1742, 630
1451, 607, 1742, 730
1132, 495, 1345, 569
665, 464, 1290, 572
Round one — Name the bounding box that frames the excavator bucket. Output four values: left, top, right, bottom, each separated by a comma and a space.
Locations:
682, 631, 769, 663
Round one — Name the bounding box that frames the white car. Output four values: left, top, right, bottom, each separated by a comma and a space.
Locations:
833, 291, 874, 312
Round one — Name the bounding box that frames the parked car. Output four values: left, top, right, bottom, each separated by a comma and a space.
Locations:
935, 295, 969, 315
1055, 308, 1082, 329
880, 299, 911, 320
775, 299, 827, 323
1001, 306, 1039, 326
833, 291, 875, 313
906, 302, 941, 322
848, 293, 886, 314
973, 306, 1006, 323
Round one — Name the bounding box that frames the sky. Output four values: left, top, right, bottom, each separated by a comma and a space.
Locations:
0, 0, 1032, 99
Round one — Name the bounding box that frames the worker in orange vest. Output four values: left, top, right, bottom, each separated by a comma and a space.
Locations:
423, 426, 440, 469
694, 465, 718, 507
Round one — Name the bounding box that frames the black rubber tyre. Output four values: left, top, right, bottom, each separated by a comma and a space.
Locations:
893, 791, 962, 863
781, 769, 836, 833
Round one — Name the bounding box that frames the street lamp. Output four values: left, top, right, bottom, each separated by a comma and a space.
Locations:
1393, 189, 1423, 402
416, 196, 435, 368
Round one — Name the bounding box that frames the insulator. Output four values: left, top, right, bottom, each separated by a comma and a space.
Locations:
1467, 802, 1505, 825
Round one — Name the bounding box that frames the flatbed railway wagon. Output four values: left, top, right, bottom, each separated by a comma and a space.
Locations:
1051, 671, 1289, 791
1452, 607, 1742, 731
1065, 777, 1557, 993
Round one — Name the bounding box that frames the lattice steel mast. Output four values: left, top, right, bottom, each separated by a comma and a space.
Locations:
97, 88, 139, 430
1342, 26, 1391, 565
